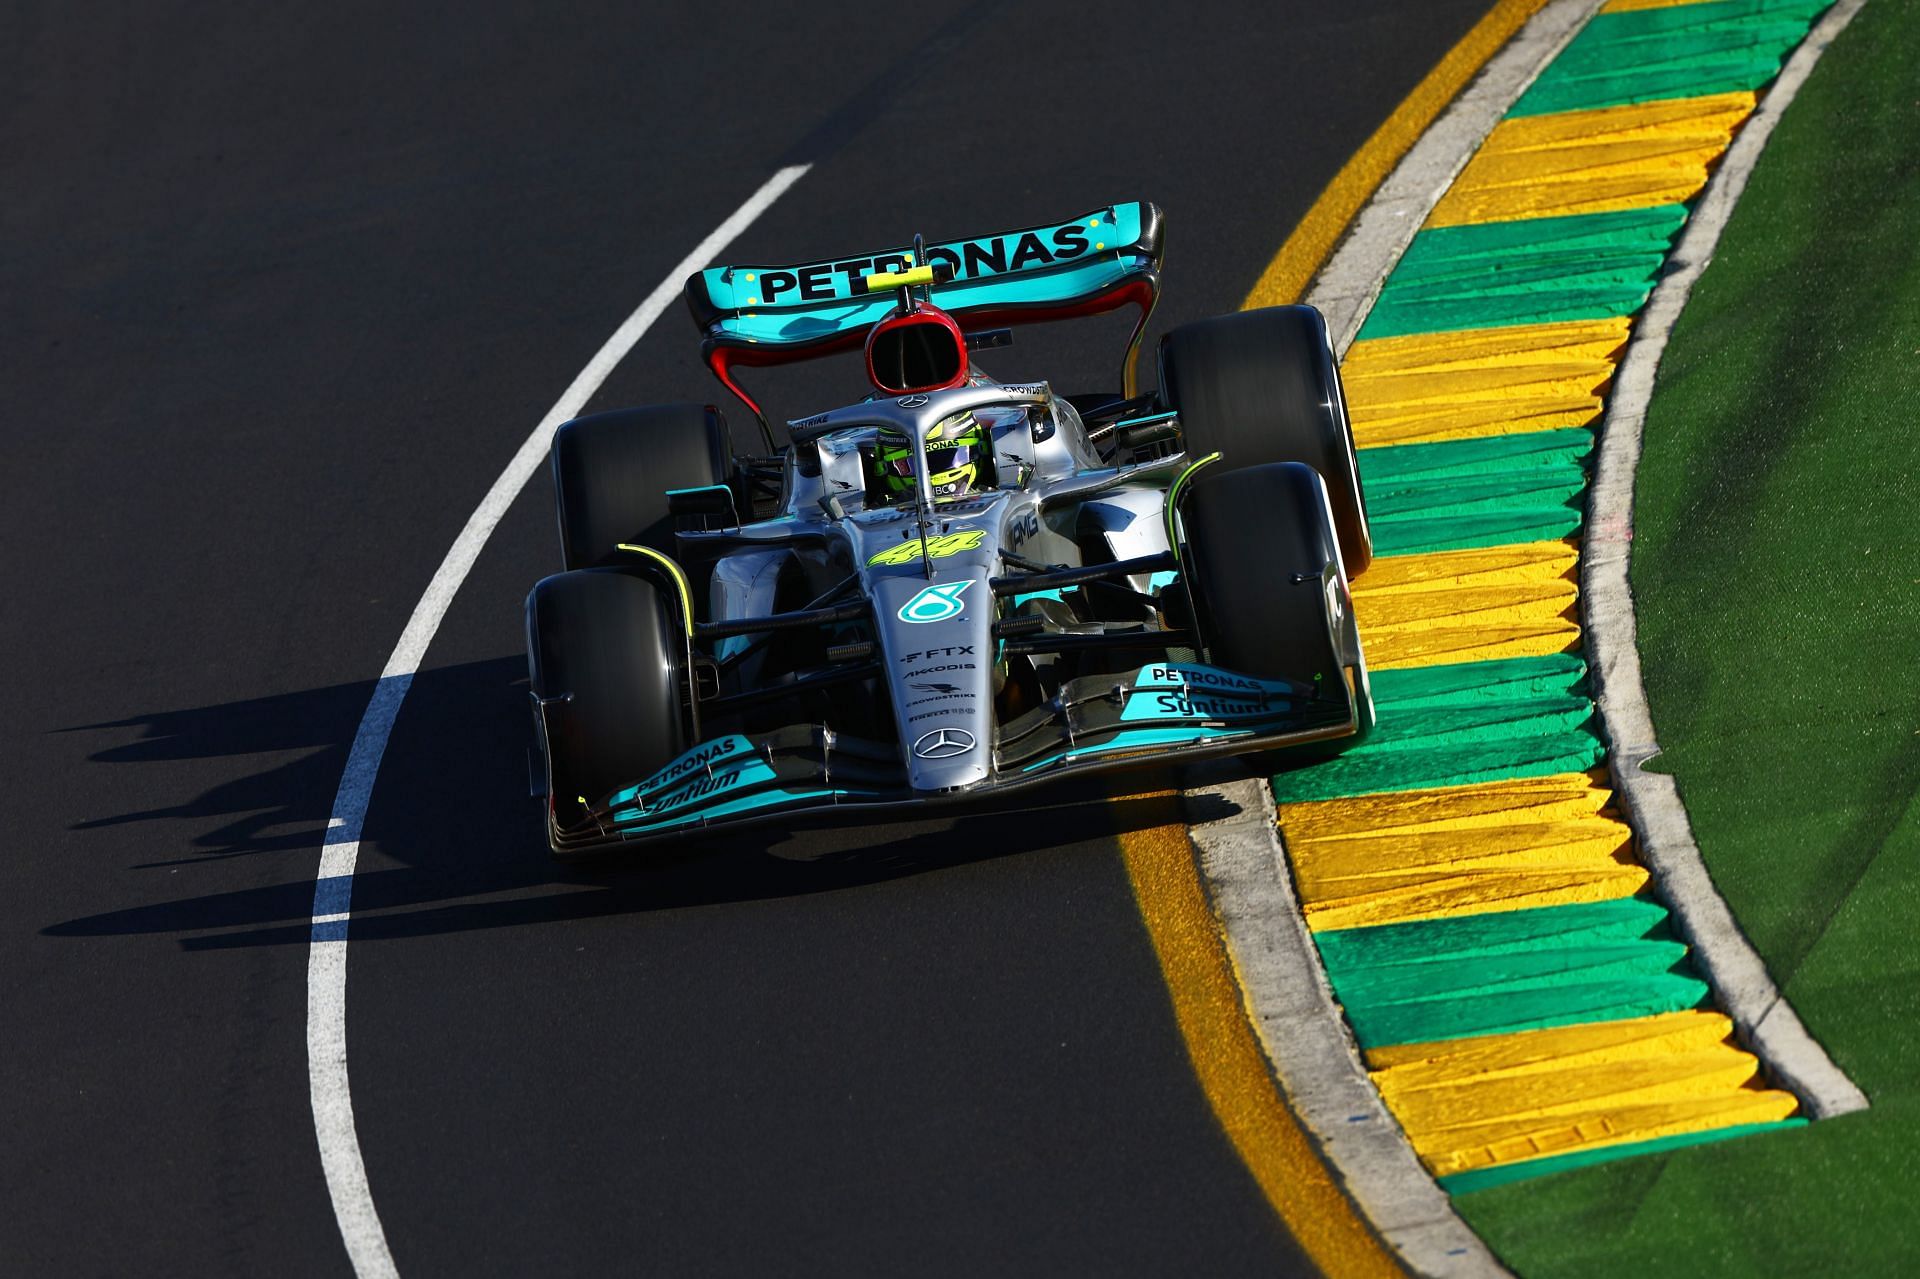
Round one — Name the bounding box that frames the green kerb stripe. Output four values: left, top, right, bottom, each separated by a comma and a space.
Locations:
1314, 896, 1708, 1048
1439, 1119, 1808, 1193
1510, 0, 1833, 118
1359, 205, 1688, 340
1359, 428, 1592, 556
1271, 653, 1602, 804
1278, 0, 1843, 1203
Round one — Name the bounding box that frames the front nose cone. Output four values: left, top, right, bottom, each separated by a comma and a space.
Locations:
871, 572, 995, 792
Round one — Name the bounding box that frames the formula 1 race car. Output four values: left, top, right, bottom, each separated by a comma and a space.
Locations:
524, 200, 1374, 856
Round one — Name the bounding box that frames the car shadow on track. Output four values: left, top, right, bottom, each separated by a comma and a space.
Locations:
49, 655, 1224, 949
61, 667, 393, 864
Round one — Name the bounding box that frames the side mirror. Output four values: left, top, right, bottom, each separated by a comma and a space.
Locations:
667, 484, 738, 525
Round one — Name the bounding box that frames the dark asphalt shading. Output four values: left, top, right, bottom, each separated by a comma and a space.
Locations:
44, 790, 1199, 949
45, 649, 1244, 944
45, 648, 1201, 946
2, 0, 1497, 1273
1457, 2, 1920, 1275
777, 1, 1009, 167
61, 675, 390, 863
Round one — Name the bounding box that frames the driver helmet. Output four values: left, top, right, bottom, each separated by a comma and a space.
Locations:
876, 412, 989, 501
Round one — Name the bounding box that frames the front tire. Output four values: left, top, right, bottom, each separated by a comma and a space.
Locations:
551, 403, 736, 570
1160, 305, 1371, 576
1180, 461, 1373, 753
526, 569, 690, 847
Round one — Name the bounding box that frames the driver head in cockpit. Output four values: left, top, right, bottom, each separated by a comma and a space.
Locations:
874, 412, 990, 503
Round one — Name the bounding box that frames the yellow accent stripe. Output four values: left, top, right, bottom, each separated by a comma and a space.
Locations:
1427, 92, 1756, 227
865, 264, 937, 292
1278, 772, 1644, 931
1350, 540, 1582, 671
1600, 0, 1717, 13
1163, 450, 1221, 562
1366, 1011, 1802, 1176
615, 543, 696, 636
1242, 0, 1555, 308
1118, 819, 1402, 1277
1343, 318, 1630, 449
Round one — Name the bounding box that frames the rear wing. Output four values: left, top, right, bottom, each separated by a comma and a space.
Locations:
685, 201, 1163, 432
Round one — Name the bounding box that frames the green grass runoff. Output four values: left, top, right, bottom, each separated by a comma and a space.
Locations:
1457, 2, 1920, 1274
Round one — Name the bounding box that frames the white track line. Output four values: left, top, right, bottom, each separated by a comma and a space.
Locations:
306, 164, 811, 1279
1582, 0, 1869, 1120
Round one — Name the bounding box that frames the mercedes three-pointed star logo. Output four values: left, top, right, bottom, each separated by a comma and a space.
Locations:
912, 727, 976, 759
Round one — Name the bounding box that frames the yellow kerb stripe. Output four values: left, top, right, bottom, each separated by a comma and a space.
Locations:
1278, 772, 1643, 930
1350, 540, 1582, 670
1344, 318, 1630, 449
1118, 820, 1402, 1277
1601, 0, 1720, 13
1366, 1011, 1802, 1176
1114, 4, 1572, 1263
1427, 92, 1756, 227
1242, 0, 1555, 308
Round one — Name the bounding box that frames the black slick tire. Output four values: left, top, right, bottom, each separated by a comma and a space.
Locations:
551, 403, 735, 570
1159, 304, 1372, 576
526, 568, 689, 850
1180, 461, 1373, 756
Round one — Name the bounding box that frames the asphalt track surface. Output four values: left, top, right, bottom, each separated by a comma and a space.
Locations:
2, 2, 1493, 1273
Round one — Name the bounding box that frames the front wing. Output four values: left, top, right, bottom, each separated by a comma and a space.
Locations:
547, 661, 1358, 855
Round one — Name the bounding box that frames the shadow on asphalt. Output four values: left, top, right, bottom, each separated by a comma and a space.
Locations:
62, 664, 401, 863
50, 655, 1228, 948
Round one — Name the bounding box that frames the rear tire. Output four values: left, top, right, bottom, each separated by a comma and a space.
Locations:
526, 569, 689, 842
1180, 462, 1373, 754
1160, 305, 1371, 576
551, 403, 736, 570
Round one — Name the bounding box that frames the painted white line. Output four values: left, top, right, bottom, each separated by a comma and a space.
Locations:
1582, 0, 1870, 1120
305, 163, 811, 1278
1185, 6, 1603, 1276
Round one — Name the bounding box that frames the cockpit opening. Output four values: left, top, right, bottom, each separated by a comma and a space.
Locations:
863, 411, 998, 505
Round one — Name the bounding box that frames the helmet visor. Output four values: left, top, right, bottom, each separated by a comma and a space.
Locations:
883, 442, 976, 478
926, 442, 976, 475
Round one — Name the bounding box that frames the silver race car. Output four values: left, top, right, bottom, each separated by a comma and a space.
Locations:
525, 201, 1373, 856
